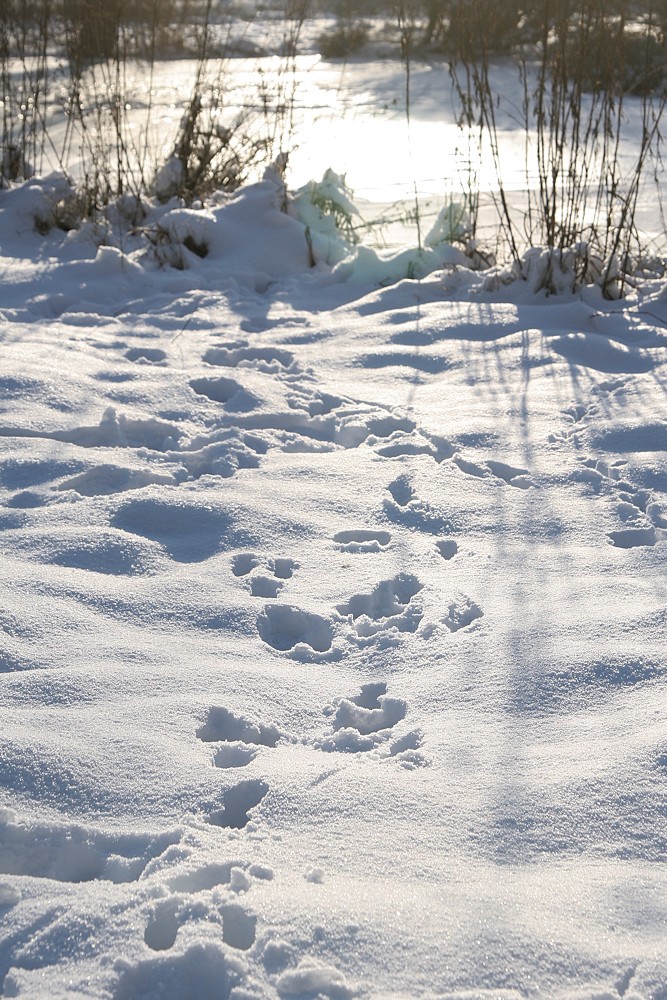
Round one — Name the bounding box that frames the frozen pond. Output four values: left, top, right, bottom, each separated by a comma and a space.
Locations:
127, 54, 667, 250
15, 42, 667, 252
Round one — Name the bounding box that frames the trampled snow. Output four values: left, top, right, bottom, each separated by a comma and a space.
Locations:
0, 172, 667, 1000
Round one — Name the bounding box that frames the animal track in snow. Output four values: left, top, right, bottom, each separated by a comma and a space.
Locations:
280, 393, 456, 465
220, 903, 256, 950
62, 408, 181, 451
576, 458, 665, 548
197, 705, 284, 770
143, 896, 256, 954
232, 552, 298, 599
486, 460, 533, 489
211, 745, 258, 769
251, 576, 283, 598
40, 528, 165, 576
550, 382, 664, 547
549, 332, 654, 374
453, 456, 487, 479
166, 861, 255, 894
383, 729, 429, 769
316, 683, 427, 767
0, 457, 84, 490
436, 538, 458, 560
264, 557, 297, 579
608, 526, 659, 549
203, 345, 295, 373
317, 683, 405, 754
206, 779, 269, 830
144, 898, 182, 951
189, 376, 259, 412
360, 350, 451, 374
374, 428, 454, 463
232, 553, 260, 577
453, 455, 534, 489
328, 682, 407, 735
173, 428, 265, 480
387, 475, 414, 507
287, 389, 346, 417
550, 379, 628, 445
384, 476, 454, 535
257, 605, 333, 654
333, 529, 391, 553
444, 597, 484, 632
124, 347, 167, 364
336, 573, 423, 637
112, 943, 240, 999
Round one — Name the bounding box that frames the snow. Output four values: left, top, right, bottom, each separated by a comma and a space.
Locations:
0, 162, 667, 1000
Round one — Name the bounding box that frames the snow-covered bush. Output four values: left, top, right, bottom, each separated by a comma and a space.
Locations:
143, 207, 215, 269
3, 172, 76, 235
481, 245, 626, 298
154, 95, 270, 204
1, 0, 308, 223
447, 0, 666, 298
425, 201, 471, 248
289, 170, 360, 266
333, 242, 471, 284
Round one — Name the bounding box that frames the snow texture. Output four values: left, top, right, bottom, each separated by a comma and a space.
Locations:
0, 169, 666, 1000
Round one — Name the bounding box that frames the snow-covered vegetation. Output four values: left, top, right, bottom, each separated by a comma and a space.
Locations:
1, 3, 667, 999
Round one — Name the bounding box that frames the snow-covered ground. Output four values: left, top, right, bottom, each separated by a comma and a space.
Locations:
1, 124, 667, 999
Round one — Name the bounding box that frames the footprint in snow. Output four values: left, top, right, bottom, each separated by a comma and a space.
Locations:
575, 457, 664, 547
166, 860, 272, 894
219, 903, 257, 950
39, 527, 165, 577
197, 705, 286, 769
453, 455, 534, 489
189, 375, 259, 412
443, 597, 484, 632
112, 941, 246, 999
203, 345, 295, 373
0, 408, 182, 452
0, 810, 177, 884
124, 347, 167, 365
384, 475, 454, 535
112, 497, 249, 563
608, 526, 659, 548
327, 682, 406, 735
333, 529, 391, 553
373, 424, 454, 463
206, 779, 269, 830
144, 898, 182, 952
232, 552, 298, 599
257, 604, 333, 655
287, 389, 346, 417
387, 474, 414, 507
436, 538, 458, 560
486, 459, 534, 489
547, 403, 598, 445
143, 897, 256, 954
316, 683, 428, 768
336, 573, 424, 638
57, 463, 176, 497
